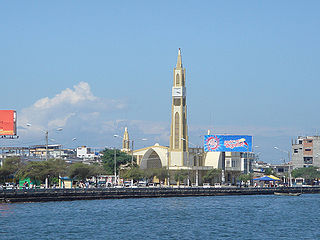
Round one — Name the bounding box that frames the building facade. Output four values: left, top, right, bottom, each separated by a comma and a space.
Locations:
292, 136, 320, 169
132, 49, 253, 185
169, 48, 189, 168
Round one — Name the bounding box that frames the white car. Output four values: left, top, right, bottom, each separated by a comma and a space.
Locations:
203, 183, 211, 188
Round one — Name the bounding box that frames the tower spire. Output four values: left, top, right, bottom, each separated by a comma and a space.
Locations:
176, 48, 182, 68
122, 127, 130, 152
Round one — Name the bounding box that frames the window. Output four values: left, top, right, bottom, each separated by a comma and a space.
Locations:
226, 160, 230, 167
307, 140, 313, 143
305, 149, 312, 151
174, 112, 180, 149
174, 98, 181, 106
304, 157, 313, 164
232, 160, 237, 168
294, 149, 298, 153
176, 74, 180, 85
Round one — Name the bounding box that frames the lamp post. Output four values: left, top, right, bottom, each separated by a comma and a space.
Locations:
114, 147, 117, 185
26, 123, 63, 161
26, 124, 63, 189
274, 146, 292, 187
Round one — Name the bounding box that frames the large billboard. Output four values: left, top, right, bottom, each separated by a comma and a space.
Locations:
204, 135, 252, 152
0, 110, 17, 136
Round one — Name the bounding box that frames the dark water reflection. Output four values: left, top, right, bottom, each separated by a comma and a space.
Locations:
0, 194, 319, 239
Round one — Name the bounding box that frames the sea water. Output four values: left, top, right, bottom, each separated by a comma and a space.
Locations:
0, 194, 319, 239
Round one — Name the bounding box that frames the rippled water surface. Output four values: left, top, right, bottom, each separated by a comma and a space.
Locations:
1, 194, 319, 239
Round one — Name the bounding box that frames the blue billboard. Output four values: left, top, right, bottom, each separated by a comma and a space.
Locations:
204, 135, 252, 152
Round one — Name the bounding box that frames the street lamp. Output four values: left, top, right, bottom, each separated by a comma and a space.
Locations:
26, 123, 63, 161
274, 146, 292, 187
26, 124, 63, 189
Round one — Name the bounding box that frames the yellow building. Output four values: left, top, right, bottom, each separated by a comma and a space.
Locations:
131, 49, 247, 185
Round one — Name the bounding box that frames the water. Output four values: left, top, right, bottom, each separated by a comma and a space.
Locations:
0, 194, 319, 240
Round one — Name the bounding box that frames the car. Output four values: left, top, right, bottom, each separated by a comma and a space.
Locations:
4, 183, 15, 190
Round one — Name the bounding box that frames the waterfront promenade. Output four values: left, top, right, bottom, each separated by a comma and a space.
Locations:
1, 186, 318, 203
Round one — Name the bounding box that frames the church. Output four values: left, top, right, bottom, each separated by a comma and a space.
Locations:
121, 49, 251, 185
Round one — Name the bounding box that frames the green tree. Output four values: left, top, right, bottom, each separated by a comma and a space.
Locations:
203, 168, 222, 185
16, 161, 50, 183
101, 148, 135, 174
238, 173, 253, 187
264, 168, 274, 175
16, 159, 70, 184
0, 157, 23, 183
47, 159, 68, 177
68, 163, 104, 181
122, 167, 144, 182
174, 170, 188, 185
154, 168, 169, 184
143, 168, 157, 183
292, 167, 320, 184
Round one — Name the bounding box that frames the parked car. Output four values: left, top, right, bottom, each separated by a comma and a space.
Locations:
4, 183, 15, 190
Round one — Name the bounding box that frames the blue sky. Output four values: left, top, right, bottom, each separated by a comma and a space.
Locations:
1, 1, 320, 163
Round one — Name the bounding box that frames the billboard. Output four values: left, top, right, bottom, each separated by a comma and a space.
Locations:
204, 135, 252, 152
0, 110, 17, 136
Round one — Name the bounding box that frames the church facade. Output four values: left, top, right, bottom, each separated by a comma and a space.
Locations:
128, 49, 249, 185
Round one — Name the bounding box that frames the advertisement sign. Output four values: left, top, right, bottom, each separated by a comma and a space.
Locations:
204, 135, 252, 152
0, 110, 16, 136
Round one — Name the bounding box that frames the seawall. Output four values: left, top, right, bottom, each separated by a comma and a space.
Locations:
1, 186, 318, 203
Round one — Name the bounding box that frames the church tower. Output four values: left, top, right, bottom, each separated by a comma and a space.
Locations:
121, 127, 130, 152
169, 48, 189, 167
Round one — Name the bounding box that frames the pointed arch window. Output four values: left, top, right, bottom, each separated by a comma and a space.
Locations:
176, 74, 180, 85
174, 112, 180, 149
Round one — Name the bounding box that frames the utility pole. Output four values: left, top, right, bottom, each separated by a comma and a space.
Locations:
114, 148, 117, 185
131, 140, 134, 186
288, 151, 292, 187
45, 130, 49, 188
131, 140, 134, 166
45, 130, 48, 161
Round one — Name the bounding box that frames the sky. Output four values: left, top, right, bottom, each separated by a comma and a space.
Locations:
1, 1, 320, 163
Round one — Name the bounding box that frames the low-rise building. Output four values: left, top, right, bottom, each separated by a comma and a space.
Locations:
76, 146, 100, 161
292, 136, 320, 169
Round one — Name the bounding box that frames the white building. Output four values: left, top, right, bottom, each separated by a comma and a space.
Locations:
76, 146, 97, 160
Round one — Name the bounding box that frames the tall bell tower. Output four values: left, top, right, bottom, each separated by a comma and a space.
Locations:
169, 48, 189, 167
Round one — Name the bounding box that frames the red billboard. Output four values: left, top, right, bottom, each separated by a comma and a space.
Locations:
0, 110, 17, 136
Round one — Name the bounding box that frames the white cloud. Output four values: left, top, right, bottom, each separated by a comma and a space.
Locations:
15, 81, 301, 161
18, 82, 127, 141
33, 82, 97, 109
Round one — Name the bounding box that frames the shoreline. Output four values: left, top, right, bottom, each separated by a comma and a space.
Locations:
0, 186, 317, 203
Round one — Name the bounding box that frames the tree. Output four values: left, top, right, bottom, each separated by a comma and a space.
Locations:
47, 159, 68, 177
292, 167, 320, 184
174, 170, 188, 185
264, 168, 274, 175
68, 163, 103, 181
122, 167, 144, 182
143, 168, 157, 183
101, 148, 135, 174
238, 173, 253, 187
0, 157, 23, 183
154, 168, 169, 185
203, 168, 222, 185
16, 161, 50, 183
